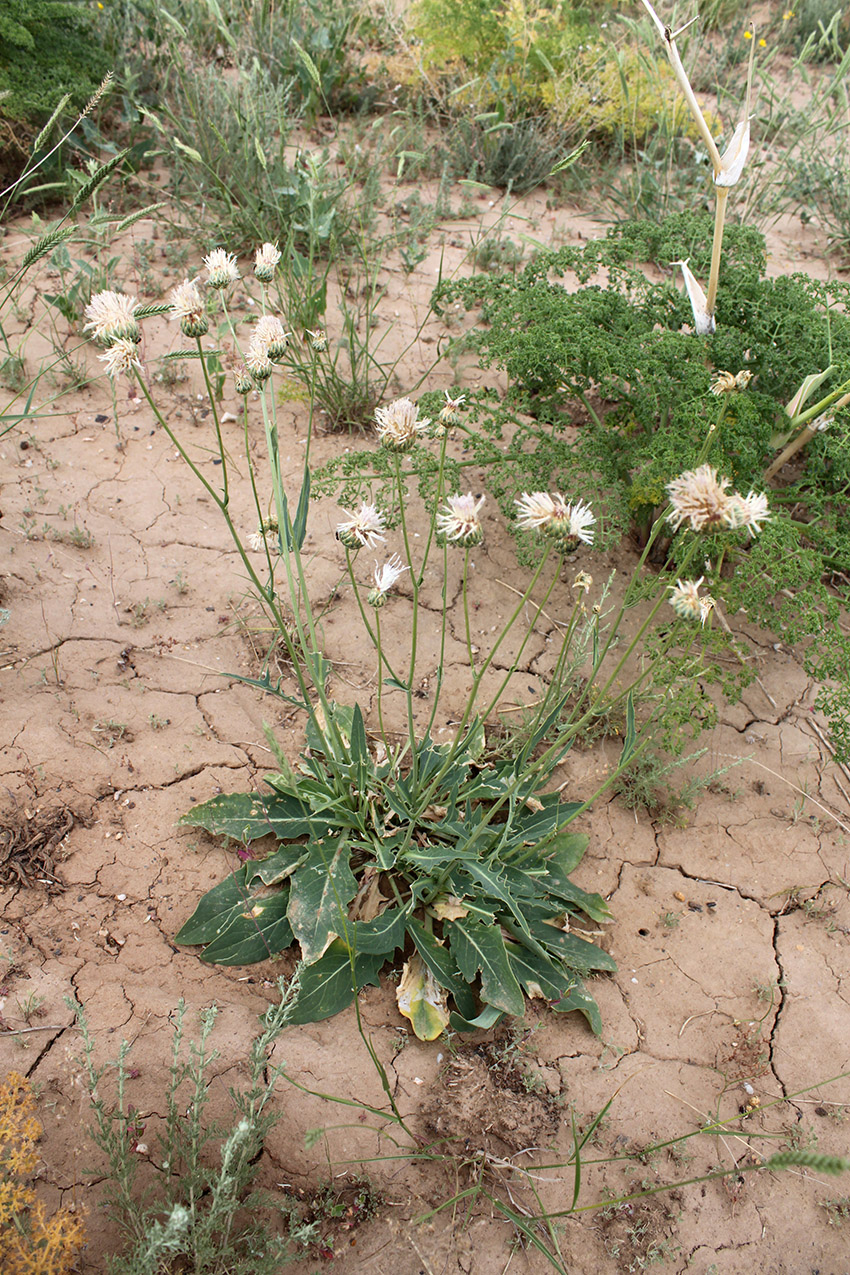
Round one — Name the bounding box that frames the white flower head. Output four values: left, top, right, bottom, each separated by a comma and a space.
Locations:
203, 248, 240, 289
666, 465, 734, 532
673, 259, 715, 337
306, 328, 328, 352
254, 242, 281, 282
669, 577, 714, 625
368, 554, 409, 607
436, 390, 466, 432
169, 278, 208, 338
374, 397, 431, 452
515, 492, 595, 552
726, 489, 770, 536
253, 314, 288, 360
436, 492, 485, 546
234, 363, 253, 395
245, 338, 273, 383
710, 369, 753, 396
336, 503, 386, 551
84, 290, 140, 345
249, 518, 279, 552
99, 337, 143, 380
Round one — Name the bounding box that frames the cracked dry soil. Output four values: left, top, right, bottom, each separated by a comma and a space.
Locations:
2, 197, 850, 1275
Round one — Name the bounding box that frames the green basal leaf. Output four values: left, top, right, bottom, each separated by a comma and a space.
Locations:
407, 919, 479, 1021
287, 839, 358, 964
553, 980, 603, 1035
450, 919, 525, 1017
506, 942, 574, 1001
542, 861, 611, 923
175, 868, 252, 945
287, 941, 385, 1025
344, 907, 408, 956
178, 791, 318, 842
547, 829, 590, 874
531, 920, 617, 972
199, 891, 293, 965
449, 1005, 504, 1033
247, 844, 309, 887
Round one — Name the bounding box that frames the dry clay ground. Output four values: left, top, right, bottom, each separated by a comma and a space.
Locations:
2, 186, 850, 1275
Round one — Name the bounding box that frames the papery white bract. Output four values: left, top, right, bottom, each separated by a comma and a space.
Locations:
674, 259, 715, 336
715, 118, 750, 188
336, 503, 386, 550
84, 291, 140, 345
436, 492, 485, 546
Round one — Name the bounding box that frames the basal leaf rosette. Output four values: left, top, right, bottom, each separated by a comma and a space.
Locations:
175, 708, 614, 1040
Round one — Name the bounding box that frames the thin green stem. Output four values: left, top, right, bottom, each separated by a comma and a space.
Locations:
196, 334, 228, 505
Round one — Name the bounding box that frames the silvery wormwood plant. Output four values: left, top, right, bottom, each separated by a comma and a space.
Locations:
81, 250, 770, 1040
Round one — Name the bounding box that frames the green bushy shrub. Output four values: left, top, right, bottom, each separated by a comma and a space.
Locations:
0, 1, 109, 182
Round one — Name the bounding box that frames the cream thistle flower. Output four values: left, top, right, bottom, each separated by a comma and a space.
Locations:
99, 337, 143, 380
203, 248, 239, 289
84, 290, 140, 345
249, 518, 279, 552
710, 369, 753, 395
669, 577, 715, 626
515, 492, 595, 552
436, 390, 466, 432
169, 279, 208, 338
254, 242, 281, 283
436, 493, 485, 546
253, 314, 288, 360
245, 338, 273, 383
374, 397, 431, 452
666, 465, 734, 532
234, 363, 253, 395
726, 490, 770, 535
572, 571, 593, 593
306, 328, 328, 352
368, 554, 409, 608
336, 502, 386, 551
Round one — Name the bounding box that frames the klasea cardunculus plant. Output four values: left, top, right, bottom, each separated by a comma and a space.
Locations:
86, 246, 749, 1047
374, 397, 430, 452
254, 241, 281, 283
515, 491, 595, 552
84, 290, 140, 345
336, 502, 386, 550
169, 279, 208, 339
98, 337, 143, 380
666, 465, 770, 535
367, 554, 408, 608
203, 248, 240, 290
436, 492, 485, 546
